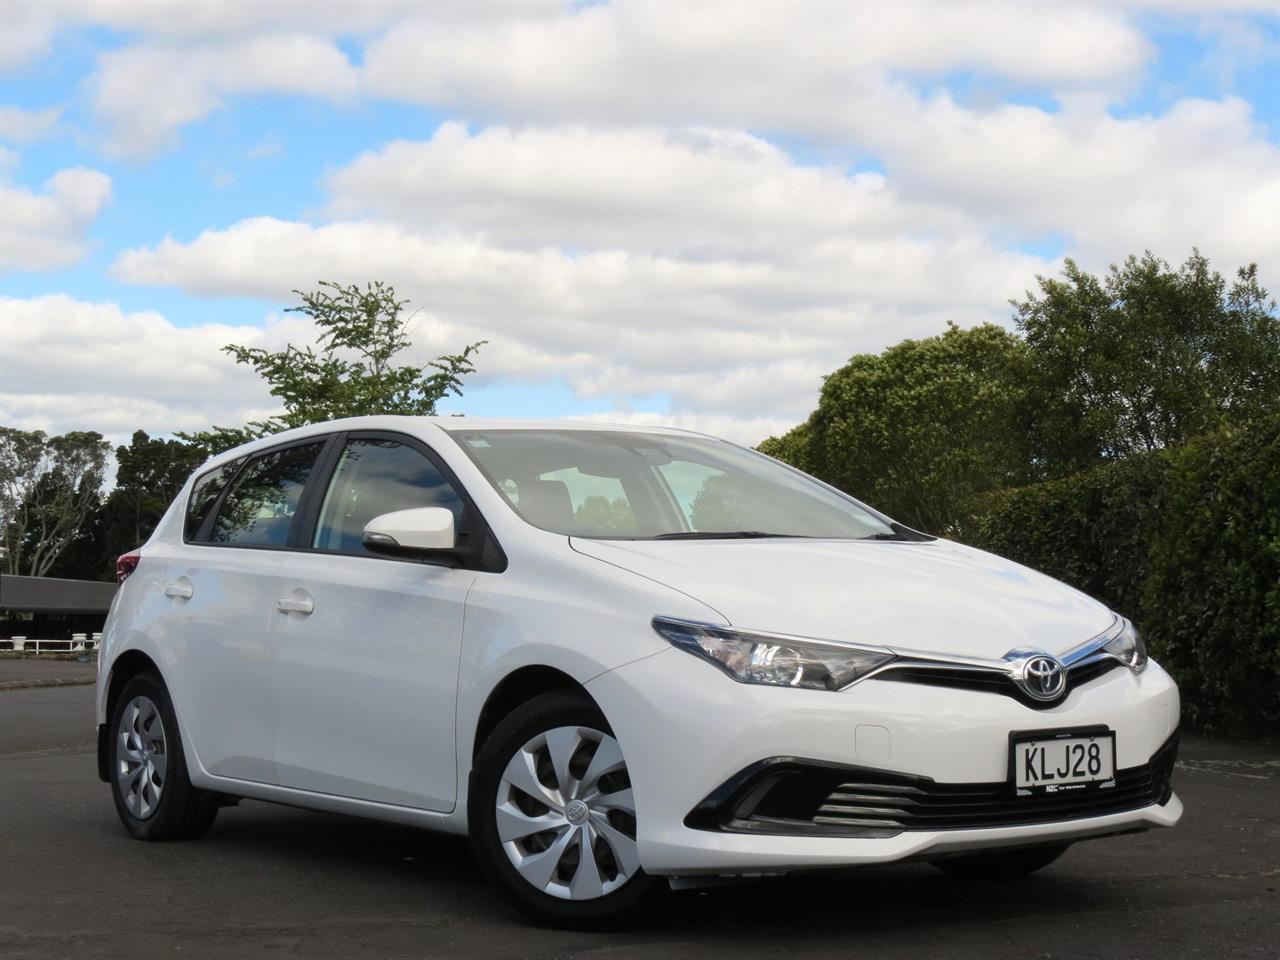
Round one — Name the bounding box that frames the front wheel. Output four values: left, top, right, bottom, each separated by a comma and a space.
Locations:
931, 842, 1071, 880
468, 691, 661, 928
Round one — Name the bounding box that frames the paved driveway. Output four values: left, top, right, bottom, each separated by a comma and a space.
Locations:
1, 685, 1275, 958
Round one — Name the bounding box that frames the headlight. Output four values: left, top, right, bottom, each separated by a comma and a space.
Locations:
653, 617, 895, 691
1104, 618, 1148, 673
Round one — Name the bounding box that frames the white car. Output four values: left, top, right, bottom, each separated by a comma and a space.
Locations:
97, 417, 1181, 926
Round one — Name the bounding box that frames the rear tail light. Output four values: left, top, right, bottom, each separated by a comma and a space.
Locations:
116, 550, 141, 583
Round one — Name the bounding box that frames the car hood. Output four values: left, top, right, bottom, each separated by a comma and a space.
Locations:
569, 537, 1115, 660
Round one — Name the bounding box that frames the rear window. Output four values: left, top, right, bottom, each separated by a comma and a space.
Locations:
184, 458, 244, 542
207, 443, 324, 547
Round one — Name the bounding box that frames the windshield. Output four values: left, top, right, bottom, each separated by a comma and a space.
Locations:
449, 429, 912, 541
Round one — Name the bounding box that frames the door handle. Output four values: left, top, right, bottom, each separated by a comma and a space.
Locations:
276, 596, 314, 615
163, 582, 193, 600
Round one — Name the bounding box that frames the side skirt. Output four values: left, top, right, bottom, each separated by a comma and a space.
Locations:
187, 770, 470, 835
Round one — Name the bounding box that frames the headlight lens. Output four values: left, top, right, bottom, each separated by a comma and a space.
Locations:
1104, 619, 1148, 672
653, 618, 895, 691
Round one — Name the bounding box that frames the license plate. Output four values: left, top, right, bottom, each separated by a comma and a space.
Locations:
1011, 729, 1116, 793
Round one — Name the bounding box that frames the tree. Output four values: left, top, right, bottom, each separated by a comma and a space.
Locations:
758, 324, 1032, 534
1014, 251, 1279, 477
0, 427, 110, 576
574, 496, 637, 534
107, 431, 206, 551
180, 281, 484, 453
41, 431, 207, 582
689, 472, 781, 532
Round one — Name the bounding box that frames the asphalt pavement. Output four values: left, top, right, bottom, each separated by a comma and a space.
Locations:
0, 656, 98, 690
1, 684, 1276, 959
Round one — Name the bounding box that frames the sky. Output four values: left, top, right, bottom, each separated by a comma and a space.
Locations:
1, 0, 1278, 450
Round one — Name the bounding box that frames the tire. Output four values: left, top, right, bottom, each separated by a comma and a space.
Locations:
931, 842, 1071, 880
468, 690, 662, 928
108, 671, 218, 841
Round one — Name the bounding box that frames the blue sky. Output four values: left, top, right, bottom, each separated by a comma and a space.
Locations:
2, 1, 1277, 445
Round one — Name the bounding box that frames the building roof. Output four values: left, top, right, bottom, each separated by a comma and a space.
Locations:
0, 575, 116, 614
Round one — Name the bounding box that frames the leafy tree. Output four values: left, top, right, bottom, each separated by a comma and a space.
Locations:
43, 430, 207, 581
182, 281, 484, 453
574, 495, 637, 534
759, 324, 1032, 534
109, 430, 207, 550
0, 427, 110, 576
689, 472, 780, 532
1014, 251, 1279, 477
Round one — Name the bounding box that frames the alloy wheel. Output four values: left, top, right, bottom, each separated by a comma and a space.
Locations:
495, 725, 639, 900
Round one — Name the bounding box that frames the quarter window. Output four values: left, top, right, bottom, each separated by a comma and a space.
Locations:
208, 443, 324, 547
312, 439, 464, 554
184, 457, 244, 542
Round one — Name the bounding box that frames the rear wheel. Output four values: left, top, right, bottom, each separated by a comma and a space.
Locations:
932, 842, 1071, 880
468, 691, 661, 928
108, 672, 218, 840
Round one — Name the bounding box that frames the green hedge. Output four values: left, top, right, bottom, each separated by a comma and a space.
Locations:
961, 416, 1279, 738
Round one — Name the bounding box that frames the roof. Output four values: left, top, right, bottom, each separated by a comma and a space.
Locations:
194, 415, 719, 474
0, 575, 117, 614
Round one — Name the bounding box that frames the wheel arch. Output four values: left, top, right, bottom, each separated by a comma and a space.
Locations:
471, 664, 601, 761
98, 648, 163, 782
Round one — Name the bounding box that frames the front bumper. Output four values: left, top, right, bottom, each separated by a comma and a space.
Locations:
586, 648, 1182, 875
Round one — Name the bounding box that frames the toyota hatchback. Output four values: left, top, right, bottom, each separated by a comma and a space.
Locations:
97, 417, 1180, 926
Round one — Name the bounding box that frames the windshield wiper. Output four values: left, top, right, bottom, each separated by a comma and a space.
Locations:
860, 531, 915, 541
653, 530, 796, 540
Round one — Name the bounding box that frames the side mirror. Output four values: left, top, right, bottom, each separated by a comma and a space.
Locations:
362, 507, 456, 558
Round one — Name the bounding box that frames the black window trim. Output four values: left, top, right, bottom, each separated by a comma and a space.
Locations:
287, 429, 507, 573
183, 429, 506, 572
186, 435, 340, 551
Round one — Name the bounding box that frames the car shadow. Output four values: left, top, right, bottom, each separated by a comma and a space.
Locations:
199, 800, 1109, 938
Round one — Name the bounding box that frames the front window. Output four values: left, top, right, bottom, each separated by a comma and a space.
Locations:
450, 429, 909, 540
311, 439, 464, 554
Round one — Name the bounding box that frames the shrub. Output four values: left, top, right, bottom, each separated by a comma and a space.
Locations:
963, 415, 1279, 737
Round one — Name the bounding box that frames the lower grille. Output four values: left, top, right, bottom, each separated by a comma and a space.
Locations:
687, 731, 1178, 838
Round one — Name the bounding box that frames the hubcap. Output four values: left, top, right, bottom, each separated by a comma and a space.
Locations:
116, 695, 167, 819
495, 725, 638, 901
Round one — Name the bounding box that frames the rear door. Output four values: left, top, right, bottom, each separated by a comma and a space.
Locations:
156, 438, 328, 784
269, 432, 478, 811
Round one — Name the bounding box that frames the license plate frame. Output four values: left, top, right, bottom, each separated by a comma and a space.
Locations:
1008, 725, 1117, 796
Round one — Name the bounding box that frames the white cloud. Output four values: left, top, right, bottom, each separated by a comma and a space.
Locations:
0, 292, 798, 447
9, 1, 1156, 158
1, 167, 112, 271
0, 105, 61, 143
363, 2, 1151, 133
323, 113, 1279, 279
0, 2, 60, 73
0, 0, 424, 72
858, 94, 1280, 277
325, 123, 970, 257
105, 81, 1280, 439
109, 213, 1048, 426
2, 0, 1275, 445
90, 34, 360, 156
0, 295, 295, 437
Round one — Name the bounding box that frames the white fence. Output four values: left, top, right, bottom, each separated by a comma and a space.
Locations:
1, 632, 101, 653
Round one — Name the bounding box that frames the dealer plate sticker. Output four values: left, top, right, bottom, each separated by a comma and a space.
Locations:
1013, 733, 1115, 792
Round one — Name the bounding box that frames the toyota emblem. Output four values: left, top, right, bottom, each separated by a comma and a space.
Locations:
1018, 654, 1067, 701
